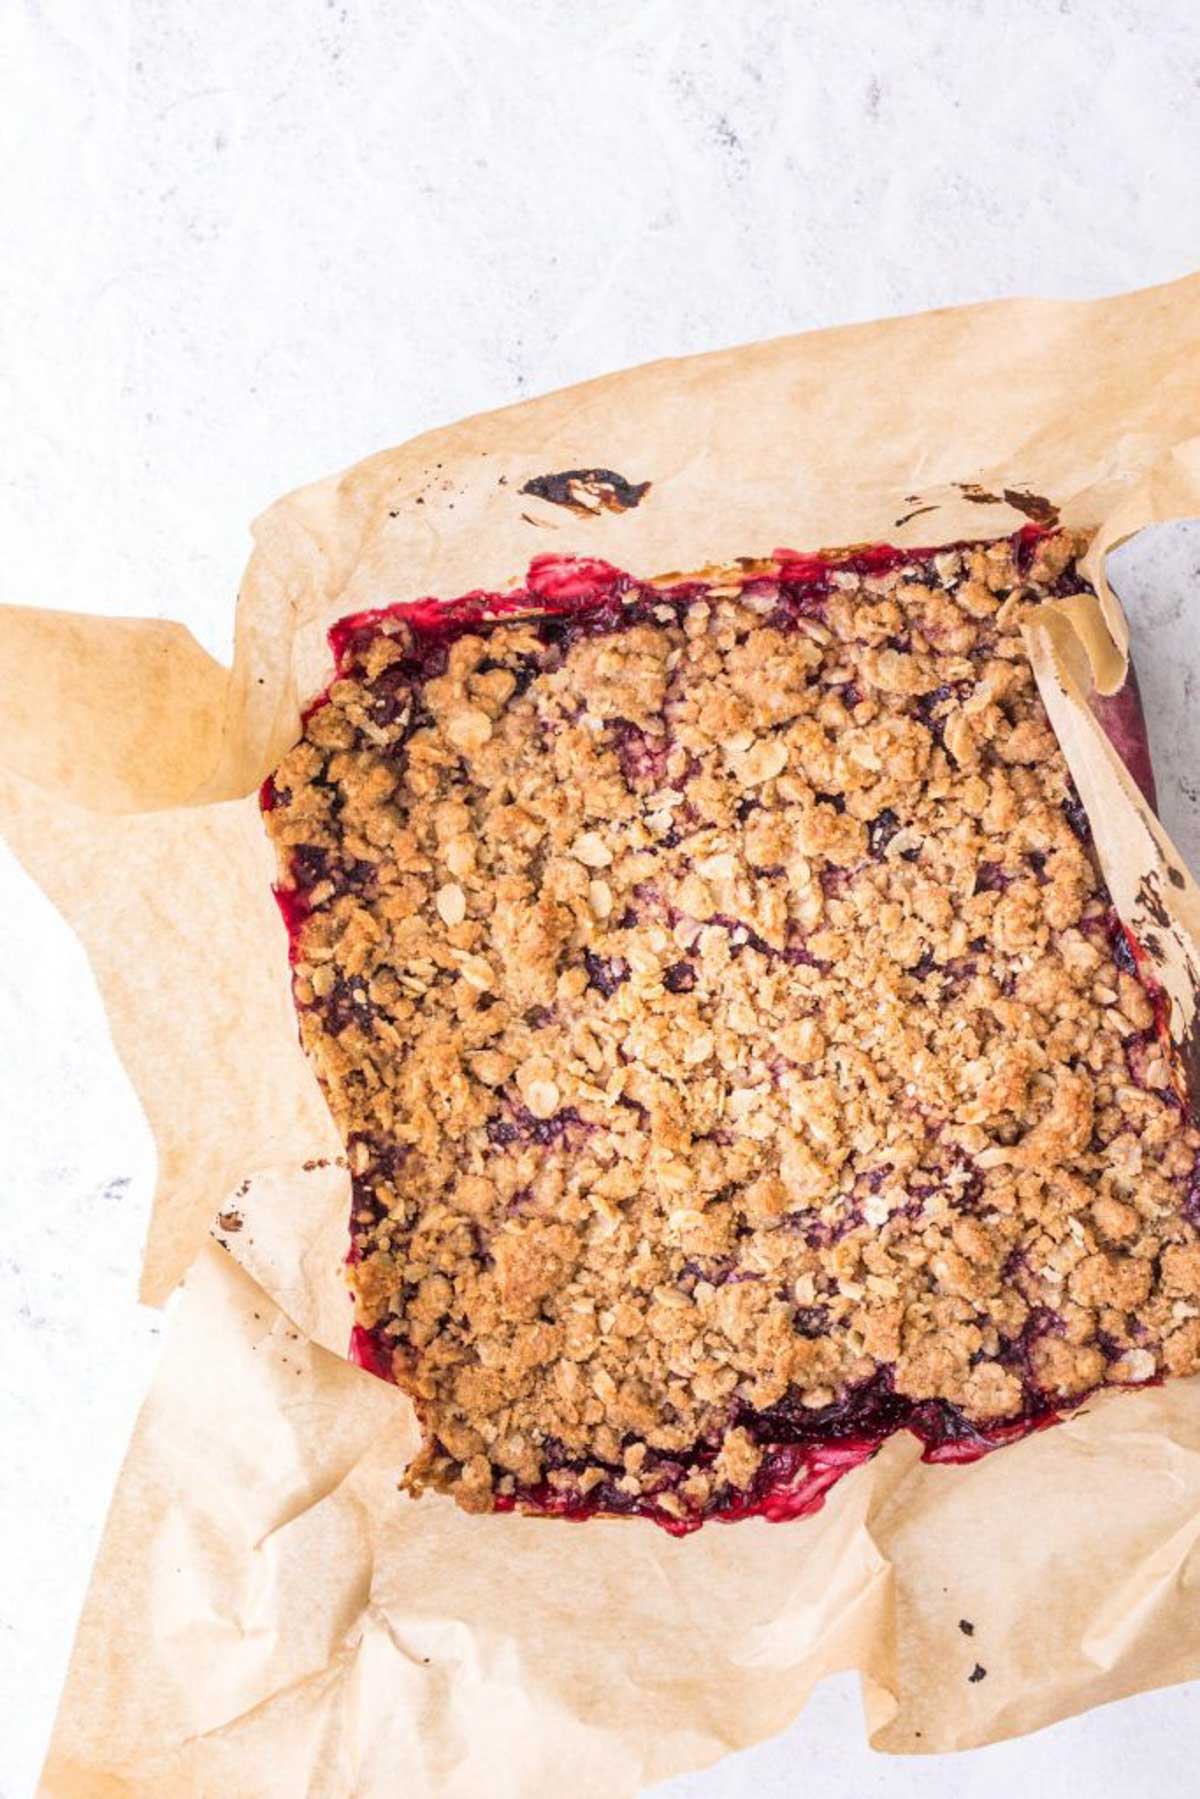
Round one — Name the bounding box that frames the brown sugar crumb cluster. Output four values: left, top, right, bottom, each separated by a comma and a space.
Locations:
263, 529, 1200, 1526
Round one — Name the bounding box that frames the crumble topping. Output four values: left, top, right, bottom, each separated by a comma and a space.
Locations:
263, 529, 1200, 1527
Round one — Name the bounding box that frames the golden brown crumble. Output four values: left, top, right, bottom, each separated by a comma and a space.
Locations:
264, 530, 1200, 1523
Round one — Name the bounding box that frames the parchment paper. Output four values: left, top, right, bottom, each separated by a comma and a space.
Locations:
6, 273, 1200, 1795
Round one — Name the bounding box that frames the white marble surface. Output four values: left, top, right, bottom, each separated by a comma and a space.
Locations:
2, 2, 1200, 1793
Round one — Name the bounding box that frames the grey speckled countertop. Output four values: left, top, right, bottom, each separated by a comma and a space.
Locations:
2, 3, 1199, 1794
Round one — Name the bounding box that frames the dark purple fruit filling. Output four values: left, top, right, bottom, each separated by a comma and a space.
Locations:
662, 959, 697, 994
867, 808, 901, 857
583, 950, 630, 998
488, 1367, 1089, 1536
1062, 788, 1092, 843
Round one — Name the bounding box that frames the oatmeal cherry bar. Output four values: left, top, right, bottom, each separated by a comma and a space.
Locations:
262, 527, 1200, 1531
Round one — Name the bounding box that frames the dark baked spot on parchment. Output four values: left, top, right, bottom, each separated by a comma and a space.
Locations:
1001, 488, 1058, 525
521, 468, 651, 516
1181, 1012, 1200, 1120
956, 482, 1059, 526
1135, 873, 1200, 1114
1137, 872, 1172, 932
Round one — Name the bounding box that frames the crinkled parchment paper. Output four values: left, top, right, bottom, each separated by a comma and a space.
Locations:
5, 275, 1200, 1796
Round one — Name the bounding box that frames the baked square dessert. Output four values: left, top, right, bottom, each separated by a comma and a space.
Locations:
262, 527, 1200, 1531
